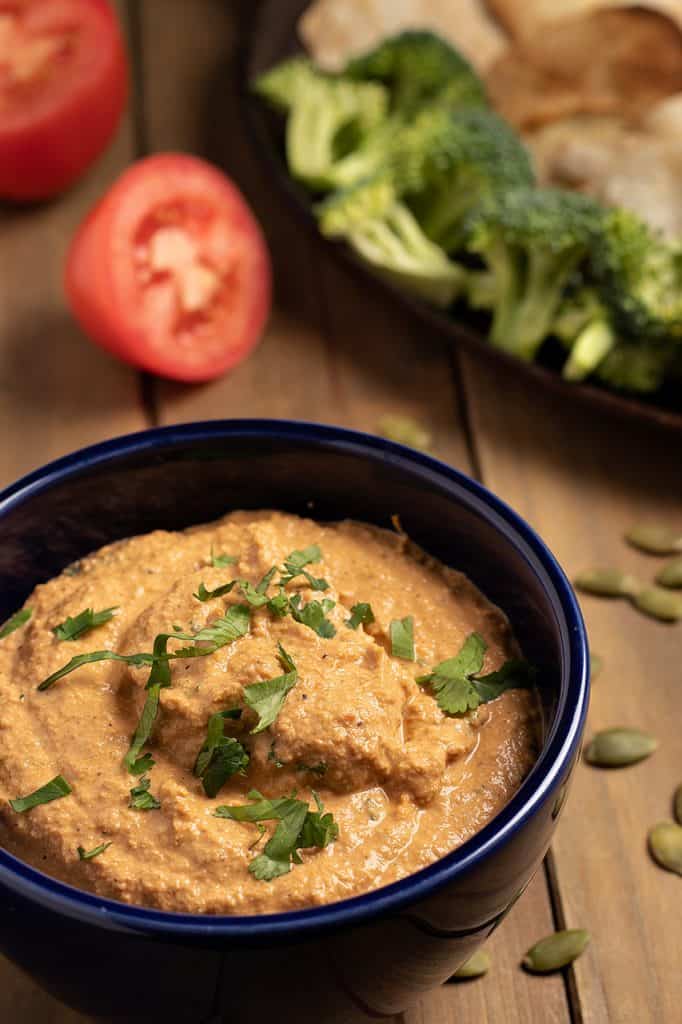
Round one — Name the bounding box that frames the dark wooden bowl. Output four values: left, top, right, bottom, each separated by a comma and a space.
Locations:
240, 0, 682, 433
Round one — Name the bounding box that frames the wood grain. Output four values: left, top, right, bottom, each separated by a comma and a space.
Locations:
0, 3, 146, 488
0, 3, 147, 1020
462, 351, 682, 1024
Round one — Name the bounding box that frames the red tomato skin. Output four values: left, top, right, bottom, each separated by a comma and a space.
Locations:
65, 153, 272, 382
0, 0, 128, 201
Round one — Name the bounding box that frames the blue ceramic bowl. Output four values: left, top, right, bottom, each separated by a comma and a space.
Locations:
0, 420, 589, 1024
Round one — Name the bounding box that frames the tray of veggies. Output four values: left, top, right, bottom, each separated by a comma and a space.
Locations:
241, 0, 682, 431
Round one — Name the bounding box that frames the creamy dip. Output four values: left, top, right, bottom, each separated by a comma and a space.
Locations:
0, 511, 538, 914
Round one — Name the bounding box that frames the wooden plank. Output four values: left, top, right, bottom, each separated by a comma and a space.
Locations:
0, 41, 145, 486
0, 3, 147, 1020
461, 351, 682, 1024
135, 4, 570, 1023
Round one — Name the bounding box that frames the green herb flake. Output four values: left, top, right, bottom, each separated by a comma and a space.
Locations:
279, 545, 327, 591
194, 581, 236, 602
123, 684, 161, 774
0, 607, 32, 640
417, 633, 535, 715
345, 603, 375, 630
210, 546, 238, 568
78, 841, 112, 861
53, 606, 119, 642
243, 644, 298, 734
289, 594, 336, 638
10, 775, 72, 813
38, 649, 156, 692
129, 775, 160, 811
194, 712, 249, 798
215, 788, 338, 881
390, 616, 415, 661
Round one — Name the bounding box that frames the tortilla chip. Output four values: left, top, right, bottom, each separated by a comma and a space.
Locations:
486, 8, 682, 131
486, 0, 682, 39
299, 0, 508, 73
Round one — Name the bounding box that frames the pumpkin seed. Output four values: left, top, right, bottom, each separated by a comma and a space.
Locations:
626, 523, 682, 555
673, 785, 682, 826
522, 929, 590, 973
377, 415, 431, 452
574, 568, 641, 598
657, 556, 682, 589
648, 822, 682, 876
633, 586, 682, 623
590, 652, 603, 680
584, 728, 657, 768
451, 949, 491, 980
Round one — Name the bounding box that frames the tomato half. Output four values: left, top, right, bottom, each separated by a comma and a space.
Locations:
65, 154, 272, 382
0, 0, 127, 200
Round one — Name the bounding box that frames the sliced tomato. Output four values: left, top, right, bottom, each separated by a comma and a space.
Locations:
0, 0, 127, 200
65, 153, 272, 382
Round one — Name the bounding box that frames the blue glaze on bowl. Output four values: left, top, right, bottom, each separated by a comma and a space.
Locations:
0, 420, 588, 1023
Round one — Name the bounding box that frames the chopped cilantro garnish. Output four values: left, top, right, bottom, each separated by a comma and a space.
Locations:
10, 775, 72, 813
244, 644, 298, 734
194, 581, 236, 602
128, 752, 155, 776
215, 788, 338, 881
78, 841, 112, 861
0, 607, 32, 640
53, 606, 118, 642
417, 633, 535, 715
289, 594, 336, 638
390, 616, 415, 660
40, 604, 251, 693
124, 685, 161, 773
279, 545, 327, 590
38, 650, 156, 692
345, 603, 375, 630
128, 775, 160, 811
194, 712, 249, 797
210, 546, 238, 568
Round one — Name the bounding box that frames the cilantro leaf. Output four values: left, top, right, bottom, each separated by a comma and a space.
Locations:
78, 841, 112, 861
279, 545, 328, 591
210, 546, 238, 568
0, 607, 32, 640
215, 787, 338, 882
194, 581, 236, 602
194, 711, 249, 797
10, 775, 72, 813
417, 634, 534, 715
243, 644, 298, 734
289, 594, 336, 638
127, 752, 155, 776
123, 684, 161, 773
38, 650, 156, 692
390, 616, 415, 660
267, 589, 290, 617
298, 791, 339, 849
53, 606, 119, 642
473, 659, 537, 700
128, 775, 160, 811
345, 603, 375, 630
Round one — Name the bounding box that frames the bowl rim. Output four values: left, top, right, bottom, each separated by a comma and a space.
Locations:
0, 418, 589, 940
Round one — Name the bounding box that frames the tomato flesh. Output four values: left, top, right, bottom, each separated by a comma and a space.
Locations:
65, 154, 272, 382
0, 0, 127, 200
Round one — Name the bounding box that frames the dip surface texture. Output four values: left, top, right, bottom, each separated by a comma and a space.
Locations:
0, 512, 538, 914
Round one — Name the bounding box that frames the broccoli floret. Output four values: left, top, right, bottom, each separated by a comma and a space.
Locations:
596, 339, 675, 393
466, 188, 602, 361
319, 189, 463, 307
552, 287, 618, 382
466, 270, 496, 311
591, 209, 682, 341
407, 108, 535, 253
345, 30, 487, 113
252, 57, 318, 112
318, 114, 405, 192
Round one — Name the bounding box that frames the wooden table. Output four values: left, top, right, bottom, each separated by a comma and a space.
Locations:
2, 2, 680, 1021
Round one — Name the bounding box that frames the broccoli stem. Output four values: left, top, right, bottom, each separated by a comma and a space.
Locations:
562, 321, 616, 381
